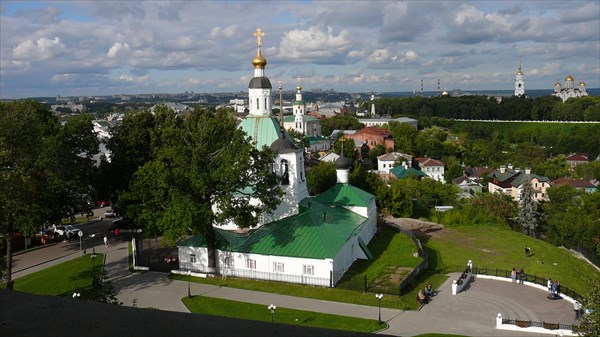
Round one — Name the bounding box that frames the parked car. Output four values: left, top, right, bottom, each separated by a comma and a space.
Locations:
54, 225, 80, 238
109, 218, 143, 235
96, 201, 110, 207
163, 250, 179, 264
104, 209, 116, 218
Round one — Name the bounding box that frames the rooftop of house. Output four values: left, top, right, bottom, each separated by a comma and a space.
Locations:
415, 157, 445, 167
351, 127, 391, 137
565, 153, 589, 162
389, 165, 426, 179
377, 152, 412, 162
552, 177, 596, 188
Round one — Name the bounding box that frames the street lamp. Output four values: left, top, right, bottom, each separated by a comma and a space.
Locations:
268, 304, 276, 322
187, 270, 192, 298
78, 230, 83, 256
375, 293, 384, 324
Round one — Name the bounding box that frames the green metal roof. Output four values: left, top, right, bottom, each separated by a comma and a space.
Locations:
293, 100, 305, 106
178, 197, 368, 259
282, 115, 319, 123
237, 116, 284, 149
313, 183, 374, 208
307, 136, 327, 144
390, 166, 426, 179
510, 173, 550, 187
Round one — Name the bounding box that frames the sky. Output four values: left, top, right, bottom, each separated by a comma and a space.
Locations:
1, 1, 599, 98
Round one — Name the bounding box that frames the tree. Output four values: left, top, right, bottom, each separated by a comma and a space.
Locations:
516, 180, 540, 237
286, 128, 309, 149
580, 276, 600, 336
333, 137, 359, 164
118, 107, 282, 272
306, 161, 336, 196
320, 115, 363, 137
0, 101, 98, 288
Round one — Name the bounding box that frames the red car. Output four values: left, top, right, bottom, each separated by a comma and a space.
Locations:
96, 201, 110, 207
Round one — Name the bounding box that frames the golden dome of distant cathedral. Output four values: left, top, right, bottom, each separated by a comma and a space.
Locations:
565, 75, 574, 82
252, 50, 267, 68
296, 84, 302, 92
578, 81, 586, 87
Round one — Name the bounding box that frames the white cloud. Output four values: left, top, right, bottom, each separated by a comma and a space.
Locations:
106, 42, 130, 59
278, 26, 354, 63
209, 25, 239, 40
13, 36, 66, 61
118, 74, 149, 84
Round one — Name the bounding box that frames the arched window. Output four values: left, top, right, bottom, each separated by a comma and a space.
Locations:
280, 159, 289, 185
256, 98, 259, 110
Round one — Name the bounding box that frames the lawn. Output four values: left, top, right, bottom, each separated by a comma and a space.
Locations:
418, 226, 600, 296
10, 253, 104, 297
182, 296, 383, 333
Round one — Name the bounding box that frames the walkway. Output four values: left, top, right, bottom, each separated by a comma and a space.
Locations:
100, 240, 576, 336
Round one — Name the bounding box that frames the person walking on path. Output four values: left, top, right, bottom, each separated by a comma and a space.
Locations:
511, 268, 517, 284
556, 281, 561, 297
547, 278, 552, 295
104, 235, 108, 249
574, 300, 581, 320
518, 268, 525, 284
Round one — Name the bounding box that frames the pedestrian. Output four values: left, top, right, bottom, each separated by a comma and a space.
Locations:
525, 246, 530, 257
556, 281, 561, 296
511, 268, 517, 284
519, 268, 525, 284
103, 235, 108, 248
551, 281, 557, 298
547, 278, 552, 296
574, 300, 581, 320
467, 260, 473, 273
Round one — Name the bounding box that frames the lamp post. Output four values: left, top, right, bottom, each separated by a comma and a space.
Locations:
187, 270, 192, 298
78, 230, 83, 256
268, 304, 276, 323
375, 293, 384, 324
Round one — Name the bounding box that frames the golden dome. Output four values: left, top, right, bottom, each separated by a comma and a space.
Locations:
554, 82, 561, 87
578, 81, 586, 86
252, 49, 267, 68
516, 69, 523, 75
565, 75, 574, 82
296, 85, 302, 92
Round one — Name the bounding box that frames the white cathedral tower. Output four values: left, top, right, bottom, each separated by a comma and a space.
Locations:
231, 28, 308, 229
293, 79, 306, 134
514, 62, 525, 96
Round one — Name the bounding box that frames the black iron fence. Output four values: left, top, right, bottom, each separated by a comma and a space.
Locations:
472, 266, 584, 301
501, 318, 578, 332
562, 240, 600, 269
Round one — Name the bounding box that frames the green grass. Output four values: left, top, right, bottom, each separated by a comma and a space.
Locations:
419, 226, 599, 296
182, 295, 383, 333
11, 253, 104, 297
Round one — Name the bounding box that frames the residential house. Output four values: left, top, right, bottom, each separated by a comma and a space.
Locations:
377, 152, 412, 174
358, 117, 418, 129
389, 164, 427, 180
565, 153, 589, 170
488, 165, 551, 202
344, 127, 394, 150
415, 157, 445, 183
552, 177, 597, 193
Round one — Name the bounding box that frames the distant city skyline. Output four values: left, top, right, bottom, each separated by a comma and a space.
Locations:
1, 1, 599, 99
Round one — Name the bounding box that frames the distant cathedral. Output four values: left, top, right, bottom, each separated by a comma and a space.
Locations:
514, 62, 525, 96
553, 75, 588, 102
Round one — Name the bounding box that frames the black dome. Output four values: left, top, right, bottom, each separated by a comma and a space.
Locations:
248, 77, 272, 89
335, 153, 351, 169
270, 137, 298, 153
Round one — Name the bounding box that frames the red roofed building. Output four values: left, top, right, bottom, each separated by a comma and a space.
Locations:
344, 127, 394, 150
415, 157, 445, 183
565, 153, 588, 170
552, 177, 597, 193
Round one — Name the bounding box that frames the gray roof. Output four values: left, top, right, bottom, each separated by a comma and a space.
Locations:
248, 77, 272, 89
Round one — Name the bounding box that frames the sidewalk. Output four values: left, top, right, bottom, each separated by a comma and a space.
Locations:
105, 241, 562, 336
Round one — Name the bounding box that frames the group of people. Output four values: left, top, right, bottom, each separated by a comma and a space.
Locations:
547, 278, 561, 299
510, 267, 526, 285
417, 284, 436, 304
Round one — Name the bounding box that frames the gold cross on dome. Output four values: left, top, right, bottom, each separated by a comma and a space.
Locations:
253, 28, 265, 47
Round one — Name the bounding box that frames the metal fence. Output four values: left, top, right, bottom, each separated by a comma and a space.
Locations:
501, 318, 578, 332
472, 266, 584, 301
562, 240, 600, 269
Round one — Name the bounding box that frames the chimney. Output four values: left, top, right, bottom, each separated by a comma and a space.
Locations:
525, 167, 531, 175
500, 166, 506, 174
508, 163, 513, 170
515, 167, 520, 173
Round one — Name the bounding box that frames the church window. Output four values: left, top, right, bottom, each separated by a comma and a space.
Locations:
256, 98, 259, 109
303, 265, 314, 275
190, 254, 197, 264
280, 160, 289, 185
246, 259, 256, 269
273, 262, 284, 273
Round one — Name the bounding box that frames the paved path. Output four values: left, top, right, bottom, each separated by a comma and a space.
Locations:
97, 240, 576, 336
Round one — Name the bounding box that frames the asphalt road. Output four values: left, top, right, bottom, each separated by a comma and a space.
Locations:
11, 207, 122, 279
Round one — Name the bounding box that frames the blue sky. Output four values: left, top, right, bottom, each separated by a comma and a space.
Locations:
1, 1, 599, 98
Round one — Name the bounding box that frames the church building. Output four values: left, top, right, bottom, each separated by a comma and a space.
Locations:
553, 75, 588, 102
177, 28, 377, 287
514, 63, 525, 96
283, 80, 322, 138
